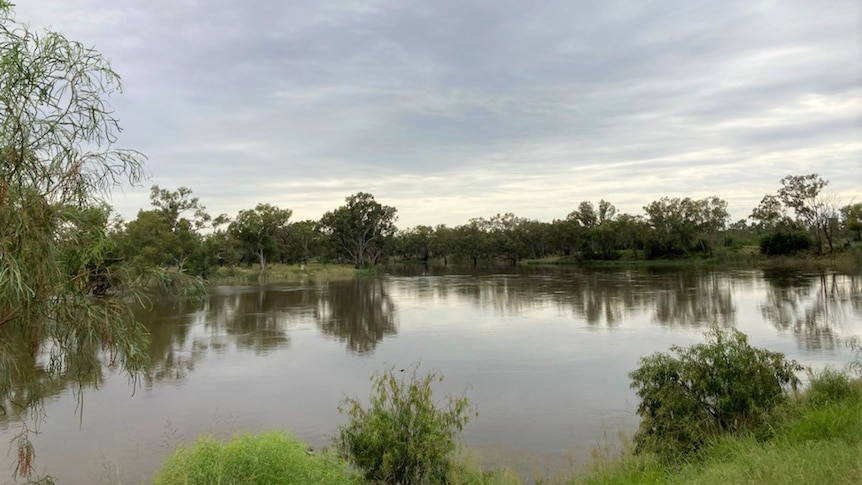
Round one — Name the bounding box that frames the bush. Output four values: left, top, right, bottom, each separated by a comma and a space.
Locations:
336, 364, 477, 484
150, 431, 359, 485
759, 227, 813, 255
628, 328, 803, 460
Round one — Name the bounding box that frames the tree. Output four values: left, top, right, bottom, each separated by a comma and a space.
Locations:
117, 186, 224, 273
228, 203, 292, 272
0, 3, 151, 477
840, 203, 862, 243
454, 218, 490, 267
777, 174, 837, 254
320, 192, 398, 268
284, 220, 322, 266
642, 196, 728, 258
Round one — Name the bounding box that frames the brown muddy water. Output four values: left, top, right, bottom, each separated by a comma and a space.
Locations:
1, 267, 860, 484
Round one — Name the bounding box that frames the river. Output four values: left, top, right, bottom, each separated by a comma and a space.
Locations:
1, 267, 860, 484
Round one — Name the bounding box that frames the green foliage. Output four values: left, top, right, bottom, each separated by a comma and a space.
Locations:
642, 196, 729, 258
320, 192, 398, 268
577, 374, 862, 485
336, 364, 477, 484
0, 3, 155, 477
151, 431, 360, 485
628, 328, 802, 460
228, 203, 292, 271
758, 225, 813, 255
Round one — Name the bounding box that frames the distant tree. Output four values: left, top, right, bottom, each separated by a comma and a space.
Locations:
840, 203, 862, 243
320, 193, 398, 268
615, 213, 647, 259
549, 217, 581, 257
488, 213, 530, 265
430, 224, 456, 266
749, 194, 788, 232
777, 174, 837, 254
397, 225, 434, 262
119, 186, 224, 272
228, 203, 292, 271
643, 196, 728, 258
284, 220, 322, 266
569, 201, 598, 229
454, 218, 490, 267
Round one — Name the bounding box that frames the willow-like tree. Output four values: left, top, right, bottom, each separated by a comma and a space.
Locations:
0, 3, 152, 478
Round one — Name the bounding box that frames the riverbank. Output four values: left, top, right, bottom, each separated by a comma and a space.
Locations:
207, 262, 363, 284
148, 372, 862, 484
522, 250, 862, 273
571, 373, 862, 485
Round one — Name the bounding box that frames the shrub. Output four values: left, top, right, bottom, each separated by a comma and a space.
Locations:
150, 431, 359, 485
759, 227, 812, 255
336, 364, 477, 484
628, 328, 803, 460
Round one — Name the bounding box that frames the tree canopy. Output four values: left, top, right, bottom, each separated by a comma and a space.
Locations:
320, 192, 398, 268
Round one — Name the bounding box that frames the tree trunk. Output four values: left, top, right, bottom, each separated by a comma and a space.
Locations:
257, 250, 267, 272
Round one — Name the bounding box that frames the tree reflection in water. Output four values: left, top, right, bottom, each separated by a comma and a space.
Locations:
314, 279, 397, 354
760, 272, 861, 351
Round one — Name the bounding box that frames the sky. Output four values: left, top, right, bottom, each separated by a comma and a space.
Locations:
12, 0, 862, 228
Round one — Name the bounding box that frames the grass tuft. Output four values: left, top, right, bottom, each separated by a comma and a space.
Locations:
151, 431, 360, 485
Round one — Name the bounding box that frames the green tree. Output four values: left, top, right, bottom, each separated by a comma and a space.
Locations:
430, 224, 456, 266
284, 219, 322, 266
228, 203, 292, 271
840, 203, 862, 243
777, 174, 837, 254
320, 192, 398, 268
397, 225, 435, 262
0, 3, 151, 477
454, 218, 490, 267
643, 196, 728, 258
118, 186, 224, 273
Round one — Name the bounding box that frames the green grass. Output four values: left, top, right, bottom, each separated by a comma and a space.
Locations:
151, 431, 361, 485
568, 373, 862, 485
148, 372, 862, 485
208, 262, 359, 284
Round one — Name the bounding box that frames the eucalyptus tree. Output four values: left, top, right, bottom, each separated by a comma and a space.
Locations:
284, 219, 322, 265
397, 225, 435, 262
120, 185, 225, 273
777, 174, 837, 254
0, 2, 154, 477
228, 203, 292, 271
430, 224, 456, 266
643, 196, 728, 258
454, 218, 491, 267
320, 192, 398, 268
840, 203, 862, 243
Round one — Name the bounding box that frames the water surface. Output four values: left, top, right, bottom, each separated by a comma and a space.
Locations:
1, 267, 860, 483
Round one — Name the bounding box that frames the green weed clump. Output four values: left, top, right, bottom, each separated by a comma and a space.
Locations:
150, 431, 359, 485
336, 363, 477, 485
628, 328, 802, 460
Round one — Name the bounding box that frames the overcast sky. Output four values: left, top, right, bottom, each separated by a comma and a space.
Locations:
13, 0, 862, 228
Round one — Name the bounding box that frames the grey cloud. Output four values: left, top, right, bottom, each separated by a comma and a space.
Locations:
12, 0, 861, 227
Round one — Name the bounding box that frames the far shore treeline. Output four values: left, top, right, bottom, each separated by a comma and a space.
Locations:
110, 173, 860, 275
